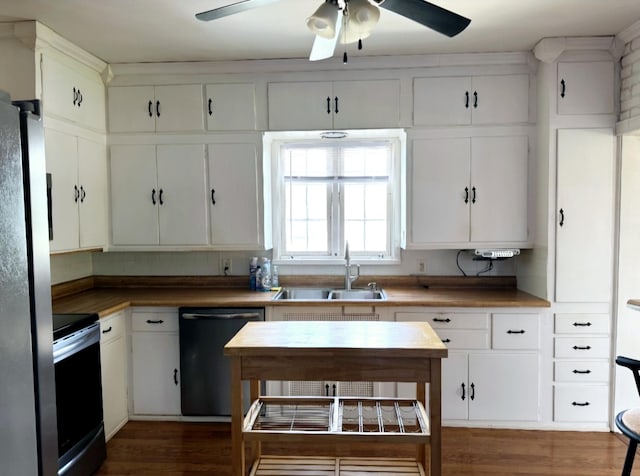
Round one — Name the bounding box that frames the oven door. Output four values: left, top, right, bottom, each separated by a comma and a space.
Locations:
53, 323, 105, 473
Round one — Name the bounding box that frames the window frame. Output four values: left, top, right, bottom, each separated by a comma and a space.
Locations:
266, 129, 406, 265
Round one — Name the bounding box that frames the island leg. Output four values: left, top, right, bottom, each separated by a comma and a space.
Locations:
231, 357, 245, 476
429, 357, 442, 476
249, 379, 261, 466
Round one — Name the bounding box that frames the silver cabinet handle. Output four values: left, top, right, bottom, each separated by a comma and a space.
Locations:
181, 312, 262, 320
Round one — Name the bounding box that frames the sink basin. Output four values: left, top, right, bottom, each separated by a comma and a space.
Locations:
328, 289, 387, 300
271, 287, 386, 301
271, 287, 331, 300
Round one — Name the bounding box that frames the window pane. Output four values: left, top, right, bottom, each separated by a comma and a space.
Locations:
289, 184, 308, 220
308, 221, 328, 251
344, 184, 364, 220
287, 221, 309, 252
307, 184, 328, 220
365, 221, 387, 251
344, 220, 365, 250
365, 183, 387, 220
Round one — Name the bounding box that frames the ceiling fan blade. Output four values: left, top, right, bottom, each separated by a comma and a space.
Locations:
379, 0, 470, 37
196, 0, 281, 22
309, 12, 343, 61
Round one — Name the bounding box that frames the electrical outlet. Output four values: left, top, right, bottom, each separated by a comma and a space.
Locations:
221, 258, 232, 275
418, 260, 426, 274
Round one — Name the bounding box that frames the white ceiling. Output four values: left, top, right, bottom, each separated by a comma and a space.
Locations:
1, 0, 640, 64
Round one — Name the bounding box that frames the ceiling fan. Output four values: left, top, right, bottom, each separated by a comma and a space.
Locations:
196, 0, 471, 61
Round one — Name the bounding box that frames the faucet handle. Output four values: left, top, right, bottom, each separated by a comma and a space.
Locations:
367, 282, 378, 291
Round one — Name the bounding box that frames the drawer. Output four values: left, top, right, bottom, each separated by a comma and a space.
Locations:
131, 312, 178, 332
554, 361, 610, 383
554, 313, 610, 334
435, 329, 489, 349
100, 311, 126, 344
397, 312, 489, 329
553, 385, 609, 422
554, 337, 609, 359
492, 314, 539, 350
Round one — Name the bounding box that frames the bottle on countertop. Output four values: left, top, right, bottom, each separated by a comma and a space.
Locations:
255, 266, 262, 291
249, 256, 258, 290
271, 265, 279, 287
260, 257, 271, 291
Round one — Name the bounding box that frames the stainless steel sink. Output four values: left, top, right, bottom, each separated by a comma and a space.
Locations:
328, 289, 386, 300
271, 287, 331, 300
271, 287, 386, 301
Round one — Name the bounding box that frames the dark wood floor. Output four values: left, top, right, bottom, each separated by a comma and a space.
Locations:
96, 421, 638, 475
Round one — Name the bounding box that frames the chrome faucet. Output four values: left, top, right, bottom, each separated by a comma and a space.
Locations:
344, 241, 360, 290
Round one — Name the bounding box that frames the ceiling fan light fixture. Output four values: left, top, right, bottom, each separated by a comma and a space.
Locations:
306, 0, 341, 39
346, 0, 380, 33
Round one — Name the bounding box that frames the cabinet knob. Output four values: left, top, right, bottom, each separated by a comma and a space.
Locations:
507, 330, 525, 334
461, 382, 466, 401
471, 186, 477, 204
173, 368, 179, 385
151, 188, 157, 205
572, 401, 590, 407
146, 319, 164, 324
208, 98, 213, 116
77, 90, 83, 107
326, 96, 331, 115
334, 96, 339, 114
473, 91, 478, 108
464, 187, 469, 204
573, 322, 591, 327
102, 326, 112, 334
559, 208, 565, 227
156, 100, 161, 117
573, 345, 592, 351
560, 79, 566, 98
73, 87, 77, 106
470, 382, 475, 400
572, 369, 592, 374
74, 185, 79, 203
465, 91, 469, 108
80, 186, 86, 203
211, 189, 216, 205
158, 188, 164, 205
148, 101, 153, 117
433, 317, 451, 323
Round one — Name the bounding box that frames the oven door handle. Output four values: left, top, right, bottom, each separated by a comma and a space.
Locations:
181, 312, 263, 320
53, 324, 100, 363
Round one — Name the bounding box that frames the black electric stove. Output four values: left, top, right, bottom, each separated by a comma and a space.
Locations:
52, 313, 99, 341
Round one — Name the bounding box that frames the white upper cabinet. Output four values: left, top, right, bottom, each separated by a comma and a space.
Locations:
410, 136, 528, 248
205, 83, 256, 130
267, 79, 400, 130
45, 128, 107, 252
110, 144, 209, 246
413, 74, 529, 126
107, 84, 204, 133
208, 142, 264, 249
40, 53, 106, 132
555, 129, 614, 303
557, 62, 614, 115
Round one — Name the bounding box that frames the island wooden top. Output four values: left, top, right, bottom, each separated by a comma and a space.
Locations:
224, 321, 448, 359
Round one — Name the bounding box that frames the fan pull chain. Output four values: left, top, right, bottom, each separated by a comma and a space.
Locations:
343, 51, 348, 63
358, 38, 362, 50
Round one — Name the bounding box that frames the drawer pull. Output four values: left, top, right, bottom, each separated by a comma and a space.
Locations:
572, 401, 590, 407
102, 326, 113, 334
573, 345, 591, 350
573, 322, 592, 327
433, 318, 451, 323
441, 338, 451, 343
146, 319, 164, 324
173, 368, 179, 385
507, 330, 526, 334
572, 369, 592, 374
461, 382, 466, 401
470, 382, 475, 401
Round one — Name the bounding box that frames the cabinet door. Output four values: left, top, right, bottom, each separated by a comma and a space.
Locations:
411, 138, 470, 244
268, 82, 333, 130
208, 143, 261, 248
45, 128, 79, 252
110, 145, 159, 245
471, 74, 529, 125
206, 83, 256, 130
332, 80, 401, 129
131, 332, 181, 415
413, 77, 471, 126
156, 145, 208, 245
107, 86, 156, 133
77, 137, 107, 249
557, 62, 614, 115
41, 54, 105, 131
100, 314, 128, 441
154, 85, 204, 132
470, 136, 528, 243
469, 352, 539, 421
556, 129, 614, 302
441, 352, 469, 420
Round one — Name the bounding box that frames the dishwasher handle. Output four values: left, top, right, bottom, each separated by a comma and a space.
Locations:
181, 312, 263, 320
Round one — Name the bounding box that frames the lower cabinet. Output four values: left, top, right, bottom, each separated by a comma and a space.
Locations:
396, 309, 540, 424
130, 308, 181, 416
100, 310, 128, 440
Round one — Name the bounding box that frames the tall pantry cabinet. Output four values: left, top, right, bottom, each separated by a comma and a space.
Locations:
0, 22, 109, 253
532, 37, 618, 429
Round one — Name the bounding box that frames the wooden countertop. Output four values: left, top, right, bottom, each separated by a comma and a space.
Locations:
224, 321, 448, 359
51, 276, 550, 317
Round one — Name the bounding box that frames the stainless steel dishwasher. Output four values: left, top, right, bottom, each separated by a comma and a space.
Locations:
178, 307, 265, 416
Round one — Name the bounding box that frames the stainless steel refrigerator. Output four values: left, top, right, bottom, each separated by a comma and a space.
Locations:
0, 91, 58, 475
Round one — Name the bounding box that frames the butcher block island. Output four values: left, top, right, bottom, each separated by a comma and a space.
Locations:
224, 320, 448, 476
